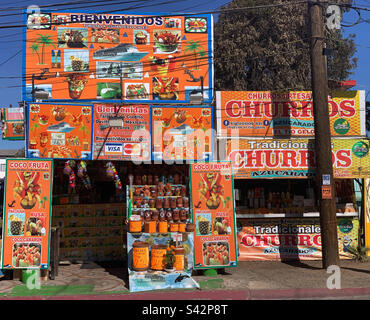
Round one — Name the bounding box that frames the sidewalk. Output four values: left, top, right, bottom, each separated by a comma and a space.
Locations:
0, 259, 369, 300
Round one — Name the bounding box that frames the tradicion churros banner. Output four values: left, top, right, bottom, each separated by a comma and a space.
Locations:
190, 161, 237, 269
1, 159, 53, 269
26, 103, 93, 159
23, 11, 213, 103
93, 104, 150, 161
237, 217, 359, 261
151, 106, 213, 161
216, 91, 366, 137
226, 138, 370, 179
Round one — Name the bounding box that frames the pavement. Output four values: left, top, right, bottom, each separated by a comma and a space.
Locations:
0, 259, 369, 300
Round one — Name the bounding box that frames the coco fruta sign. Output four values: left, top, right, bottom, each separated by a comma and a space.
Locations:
190, 161, 237, 269
216, 91, 366, 137
226, 138, 370, 179
1, 159, 53, 269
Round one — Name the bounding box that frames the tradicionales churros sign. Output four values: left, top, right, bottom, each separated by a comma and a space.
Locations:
216, 91, 366, 137
226, 138, 370, 179
237, 217, 359, 261
1, 159, 53, 269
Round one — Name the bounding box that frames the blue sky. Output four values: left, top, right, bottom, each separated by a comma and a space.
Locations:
0, 0, 368, 150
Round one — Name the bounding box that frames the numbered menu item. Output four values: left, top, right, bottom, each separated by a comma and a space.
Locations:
26, 103, 93, 160
190, 161, 237, 269
1, 159, 53, 269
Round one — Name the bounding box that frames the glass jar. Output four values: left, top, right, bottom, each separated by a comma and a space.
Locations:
132, 241, 149, 271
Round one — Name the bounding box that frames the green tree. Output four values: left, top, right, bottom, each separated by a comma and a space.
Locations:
214, 0, 357, 91
35, 34, 56, 65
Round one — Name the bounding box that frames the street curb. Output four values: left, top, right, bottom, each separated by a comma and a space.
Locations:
249, 287, 370, 299
1, 287, 370, 300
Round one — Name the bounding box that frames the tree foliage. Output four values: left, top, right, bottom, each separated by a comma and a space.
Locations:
214, 0, 357, 91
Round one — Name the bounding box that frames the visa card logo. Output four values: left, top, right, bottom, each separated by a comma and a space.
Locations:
105, 143, 123, 155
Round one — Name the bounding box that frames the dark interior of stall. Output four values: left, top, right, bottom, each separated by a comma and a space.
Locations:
51, 160, 190, 265
234, 178, 357, 214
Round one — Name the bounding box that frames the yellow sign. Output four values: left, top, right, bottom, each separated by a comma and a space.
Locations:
217, 91, 366, 137
226, 138, 370, 179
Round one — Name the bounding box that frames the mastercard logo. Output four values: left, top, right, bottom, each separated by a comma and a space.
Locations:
123, 143, 141, 156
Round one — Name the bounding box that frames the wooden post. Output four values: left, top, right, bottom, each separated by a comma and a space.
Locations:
309, 1, 339, 268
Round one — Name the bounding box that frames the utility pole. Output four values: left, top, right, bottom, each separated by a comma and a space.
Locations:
308, 1, 339, 269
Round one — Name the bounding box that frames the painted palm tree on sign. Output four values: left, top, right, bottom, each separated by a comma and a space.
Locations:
184, 40, 205, 70
30, 43, 42, 65
35, 33, 56, 65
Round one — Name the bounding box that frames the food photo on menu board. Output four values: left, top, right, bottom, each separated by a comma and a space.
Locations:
1, 159, 53, 269
23, 12, 213, 103
189, 162, 237, 269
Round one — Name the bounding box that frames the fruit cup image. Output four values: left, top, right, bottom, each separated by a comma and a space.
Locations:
66, 74, 88, 99
135, 31, 148, 44
13, 171, 42, 210
12, 243, 41, 268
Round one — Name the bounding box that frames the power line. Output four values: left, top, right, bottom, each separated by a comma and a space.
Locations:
0, 49, 21, 67
0, 1, 310, 29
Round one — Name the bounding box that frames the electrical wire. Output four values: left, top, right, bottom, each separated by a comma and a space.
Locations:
0, 0, 310, 29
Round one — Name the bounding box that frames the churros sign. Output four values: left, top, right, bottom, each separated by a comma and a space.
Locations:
226, 139, 370, 179
216, 91, 366, 137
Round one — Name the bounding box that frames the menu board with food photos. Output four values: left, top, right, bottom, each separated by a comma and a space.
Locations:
1, 159, 53, 269
23, 11, 213, 103
190, 161, 238, 269
26, 102, 93, 160
151, 106, 213, 161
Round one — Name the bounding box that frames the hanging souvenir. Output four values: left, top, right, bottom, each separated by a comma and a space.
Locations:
63, 160, 76, 191
106, 162, 122, 191
77, 161, 91, 189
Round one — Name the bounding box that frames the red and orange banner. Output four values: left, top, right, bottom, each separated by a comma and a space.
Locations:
226, 138, 370, 179
1, 107, 25, 140
93, 104, 150, 161
190, 161, 237, 269
151, 106, 213, 161
237, 217, 359, 261
26, 103, 93, 159
1, 159, 53, 269
23, 11, 213, 103
216, 91, 366, 137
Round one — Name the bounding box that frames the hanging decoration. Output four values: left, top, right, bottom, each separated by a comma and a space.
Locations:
106, 162, 122, 192
77, 160, 91, 190
63, 160, 76, 191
